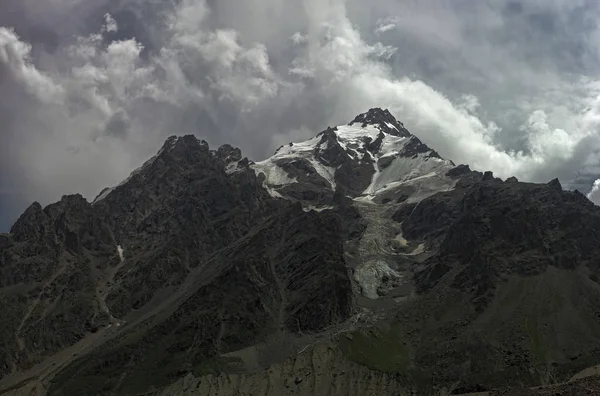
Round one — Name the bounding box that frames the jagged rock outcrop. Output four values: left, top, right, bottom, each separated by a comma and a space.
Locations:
90, 135, 284, 318
0, 194, 116, 379
384, 172, 600, 390
48, 202, 354, 395
0, 134, 357, 396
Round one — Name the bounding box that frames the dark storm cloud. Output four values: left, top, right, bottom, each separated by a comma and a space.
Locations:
103, 111, 130, 139
3, 0, 600, 231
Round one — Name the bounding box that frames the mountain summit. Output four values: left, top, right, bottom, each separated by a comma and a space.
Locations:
3, 110, 600, 396
349, 107, 411, 136
253, 108, 453, 204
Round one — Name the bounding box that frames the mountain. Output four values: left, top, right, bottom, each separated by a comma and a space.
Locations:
252, 108, 453, 205
2, 109, 600, 395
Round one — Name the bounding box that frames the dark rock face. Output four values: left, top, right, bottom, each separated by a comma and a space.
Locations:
333, 160, 376, 198
395, 174, 600, 292
91, 135, 285, 319
388, 171, 600, 390
400, 135, 444, 160
49, 205, 353, 395
349, 108, 411, 137
332, 194, 368, 241
0, 194, 115, 379
446, 164, 471, 178
10, 202, 46, 243
548, 178, 562, 191
0, 135, 355, 389
215, 143, 242, 164
316, 127, 345, 165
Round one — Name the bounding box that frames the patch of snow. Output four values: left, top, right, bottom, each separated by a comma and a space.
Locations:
358, 171, 457, 203
334, 124, 380, 160
336, 124, 381, 142
385, 121, 398, 131
353, 194, 377, 204
272, 135, 322, 158
225, 160, 242, 174
167, 136, 180, 149
309, 159, 336, 189
252, 162, 297, 198
354, 259, 401, 300
267, 188, 283, 198
404, 174, 457, 203
253, 162, 297, 186
369, 171, 438, 195
399, 243, 426, 256
362, 131, 454, 197
393, 233, 408, 248
379, 134, 408, 156
302, 205, 334, 212
370, 157, 424, 193
117, 245, 124, 261
252, 134, 338, 193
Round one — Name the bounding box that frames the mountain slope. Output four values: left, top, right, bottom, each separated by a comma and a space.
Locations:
2, 109, 600, 396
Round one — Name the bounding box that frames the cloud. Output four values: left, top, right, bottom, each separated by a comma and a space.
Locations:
102, 13, 118, 33
587, 179, 600, 204
3, 0, 600, 230
374, 17, 399, 35
0, 28, 64, 102
290, 32, 307, 45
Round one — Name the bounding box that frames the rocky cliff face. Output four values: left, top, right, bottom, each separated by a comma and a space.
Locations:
0, 194, 115, 379
0, 133, 355, 395
3, 109, 600, 396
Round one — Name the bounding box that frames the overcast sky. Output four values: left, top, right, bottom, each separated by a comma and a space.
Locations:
2, 0, 600, 230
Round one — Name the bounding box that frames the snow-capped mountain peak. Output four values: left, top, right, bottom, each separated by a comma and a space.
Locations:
252, 109, 457, 205
348, 107, 411, 138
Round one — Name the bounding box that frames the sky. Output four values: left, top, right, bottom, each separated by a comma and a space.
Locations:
3, 0, 600, 230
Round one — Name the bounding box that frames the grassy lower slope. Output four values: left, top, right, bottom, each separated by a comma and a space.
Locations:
335, 266, 600, 394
